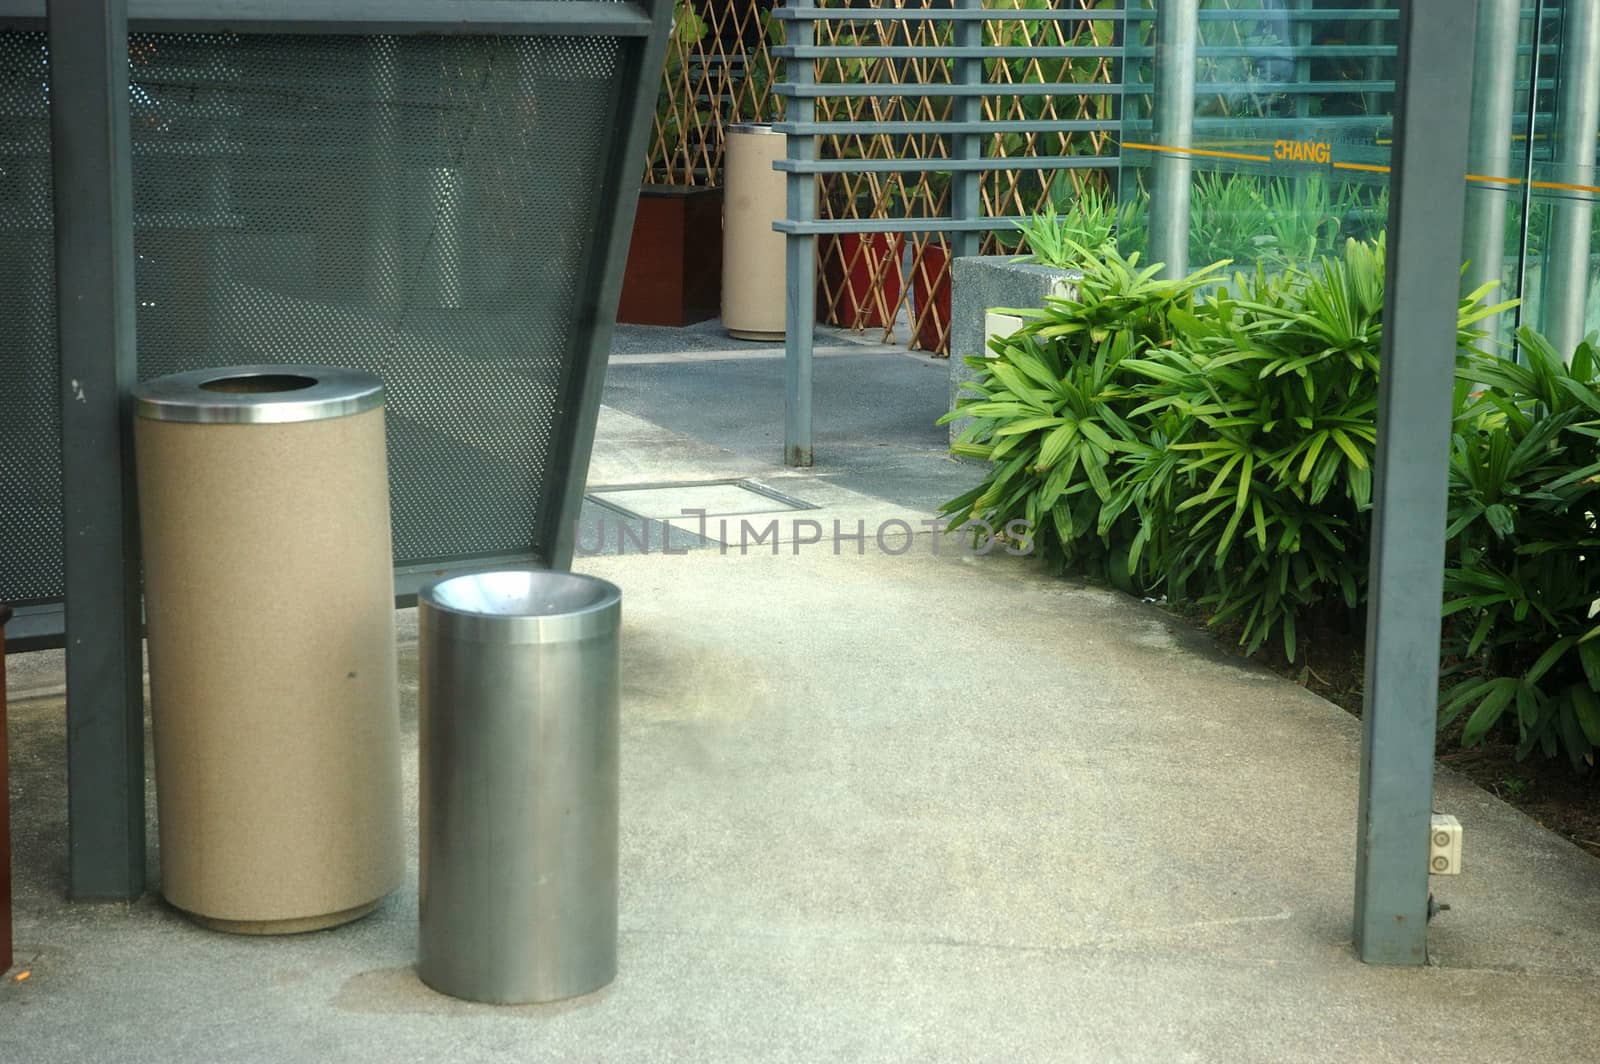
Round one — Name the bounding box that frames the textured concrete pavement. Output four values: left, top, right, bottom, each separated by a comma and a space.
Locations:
4, 331, 1599, 1061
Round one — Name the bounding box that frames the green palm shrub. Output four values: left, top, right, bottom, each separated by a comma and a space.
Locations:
943, 237, 1510, 657
1440, 329, 1600, 768
1189, 172, 1276, 267
1011, 190, 1149, 269
938, 242, 1227, 585
1118, 242, 1388, 658
1010, 188, 1125, 268
943, 236, 1600, 767
1266, 174, 1342, 265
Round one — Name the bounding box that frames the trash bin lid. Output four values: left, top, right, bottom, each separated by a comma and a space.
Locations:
133, 365, 384, 425
727, 122, 781, 135
420, 570, 622, 644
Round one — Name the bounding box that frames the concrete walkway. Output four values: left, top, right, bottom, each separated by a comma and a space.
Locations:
4, 328, 1600, 1061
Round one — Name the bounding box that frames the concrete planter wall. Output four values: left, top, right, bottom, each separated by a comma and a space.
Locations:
948, 256, 1081, 445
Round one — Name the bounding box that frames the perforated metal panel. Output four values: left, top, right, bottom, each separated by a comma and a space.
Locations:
0, 27, 634, 604
0, 31, 59, 604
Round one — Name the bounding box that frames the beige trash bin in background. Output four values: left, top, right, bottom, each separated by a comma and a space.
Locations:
134, 365, 403, 934
722, 123, 788, 340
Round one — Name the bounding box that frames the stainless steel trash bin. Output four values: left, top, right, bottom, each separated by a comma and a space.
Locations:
133, 365, 404, 934
417, 569, 623, 1004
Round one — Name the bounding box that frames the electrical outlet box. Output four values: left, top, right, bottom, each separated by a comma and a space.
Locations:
1430, 814, 1462, 875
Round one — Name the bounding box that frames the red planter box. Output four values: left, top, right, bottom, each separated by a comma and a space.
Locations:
912, 243, 951, 353
820, 232, 904, 330
617, 185, 723, 327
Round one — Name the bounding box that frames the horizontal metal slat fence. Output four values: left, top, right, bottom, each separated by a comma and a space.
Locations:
776, 0, 1118, 466
777, 0, 1120, 356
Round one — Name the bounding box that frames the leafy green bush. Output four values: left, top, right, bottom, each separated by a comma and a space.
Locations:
1189, 172, 1276, 267
1186, 172, 1387, 271
1011, 190, 1119, 268
1440, 329, 1600, 768
1117, 241, 1391, 657
941, 240, 1600, 767
939, 242, 1227, 584
947, 238, 1512, 653
1010, 188, 1149, 270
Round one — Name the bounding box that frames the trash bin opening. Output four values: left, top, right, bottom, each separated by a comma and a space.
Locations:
199, 373, 319, 395
427, 571, 618, 619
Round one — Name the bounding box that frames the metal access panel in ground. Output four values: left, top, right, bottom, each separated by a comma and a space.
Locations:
0, 12, 664, 642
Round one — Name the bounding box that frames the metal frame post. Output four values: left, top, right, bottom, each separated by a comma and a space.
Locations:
542, 0, 676, 567
784, 11, 817, 468
1462, 0, 1521, 347
1541, 0, 1600, 358
1353, 0, 1479, 967
48, 0, 146, 899
1512, 0, 1549, 341
1293, 0, 1313, 122
947, 0, 982, 259
1, 602, 13, 970
1150, 0, 1196, 279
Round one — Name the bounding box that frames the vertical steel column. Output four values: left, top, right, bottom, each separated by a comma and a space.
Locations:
544, 0, 676, 567
1111, 4, 1132, 204
1150, 0, 1197, 279
1462, 0, 1521, 345
783, 12, 817, 468
1541, 0, 1600, 358
948, 0, 982, 259
1513, 0, 1549, 341
1362, 0, 1390, 118
1353, 0, 1479, 967
1, 603, 13, 971
48, 0, 146, 899
1293, 0, 1313, 123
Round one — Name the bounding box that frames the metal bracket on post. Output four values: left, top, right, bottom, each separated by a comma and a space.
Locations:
1353, 0, 1479, 967
49, 0, 146, 899
783, 11, 817, 469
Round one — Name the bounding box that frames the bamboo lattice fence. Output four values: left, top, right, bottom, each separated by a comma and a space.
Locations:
645, 0, 1121, 354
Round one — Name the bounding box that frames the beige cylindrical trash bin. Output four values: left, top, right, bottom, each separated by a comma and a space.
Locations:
134, 365, 404, 934
722, 123, 788, 340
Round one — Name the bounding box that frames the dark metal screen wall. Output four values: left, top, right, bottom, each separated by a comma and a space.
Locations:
1, 28, 625, 605
0, 31, 60, 605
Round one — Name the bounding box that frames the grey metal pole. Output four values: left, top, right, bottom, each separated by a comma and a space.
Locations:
1364, 0, 1389, 117
1462, 0, 1521, 346
1541, 0, 1600, 358
1353, 0, 1479, 968
1294, 0, 1312, 123
48, 0, 146, 899
948, 0, 982, 260
543, 0, 675, 568
1150, 0, 1197, 279
784, 12, 817, 468
1513, 0, 1549, 341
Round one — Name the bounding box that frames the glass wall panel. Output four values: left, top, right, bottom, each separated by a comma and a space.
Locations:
1116, 0, 1600, 358
1520, 0, 1600, 356
1120, 1, 1398, 281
